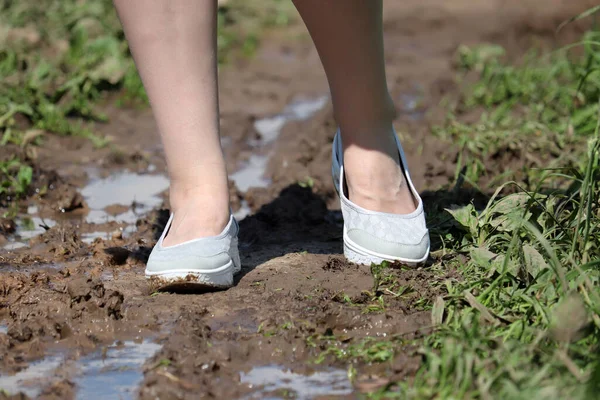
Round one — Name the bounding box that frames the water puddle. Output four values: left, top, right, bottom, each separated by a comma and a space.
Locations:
0, 263, 64, 274
250, 96, 328, 145
231, 95, 328, 219
230, 155, 271, 193
82, 171, 169, 225
0, 324, 7, 334
0, 355, 63, 398
0, 339, 160, 398
241, 365, 353, 400
73, 339, 161, 400
3, 210, 57, 250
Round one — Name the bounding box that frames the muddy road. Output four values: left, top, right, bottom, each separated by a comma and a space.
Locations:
0, 0, 593, 398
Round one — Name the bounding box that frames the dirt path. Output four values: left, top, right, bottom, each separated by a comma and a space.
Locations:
0, 0, 594, 398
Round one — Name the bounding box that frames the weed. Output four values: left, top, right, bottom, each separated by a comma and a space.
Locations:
0, 0, 296, 199
317, 27, 600, 399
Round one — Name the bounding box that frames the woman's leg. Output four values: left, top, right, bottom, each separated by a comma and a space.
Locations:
113, 0, 229, 246
292, 0, 416, 214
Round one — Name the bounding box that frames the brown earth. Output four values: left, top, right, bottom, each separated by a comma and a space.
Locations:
0, 0, 595, 399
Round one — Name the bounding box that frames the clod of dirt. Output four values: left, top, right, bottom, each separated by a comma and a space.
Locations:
67, 277, 123, 320
322, 256, 352, 271
53, 186, 85, 213
0, 218, 16, 234
30, 224, 87, 259
7, 320, 61, 343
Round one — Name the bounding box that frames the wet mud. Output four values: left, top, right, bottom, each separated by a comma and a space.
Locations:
0, 0, 595, 398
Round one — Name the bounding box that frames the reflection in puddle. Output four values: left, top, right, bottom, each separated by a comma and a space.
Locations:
82, 171, 169, 225
80, 231, 111, 244
230, 155, 270, 193
0, 355, 63, 398
16, 216, 56, 240
230, 96, 328, 219
0, 340, 160, 399
252, 96, 328, 144
0, 263, 64, 274
74, 340, 161, 400
241, 365, 352, 400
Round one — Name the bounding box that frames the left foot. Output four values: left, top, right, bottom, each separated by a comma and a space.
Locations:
342, 126, 416, 215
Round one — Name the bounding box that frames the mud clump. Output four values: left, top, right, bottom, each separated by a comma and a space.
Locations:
322, 256, 353, 272
0, 218, 16, 234
30, 224, 87, 259
67, 277, 124, 320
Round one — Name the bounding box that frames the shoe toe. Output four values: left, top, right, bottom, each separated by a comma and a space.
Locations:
146, 246, 233, 274
346, 228, 429, 261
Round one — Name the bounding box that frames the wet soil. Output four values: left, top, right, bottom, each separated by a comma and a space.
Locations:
0, 0, 595, 398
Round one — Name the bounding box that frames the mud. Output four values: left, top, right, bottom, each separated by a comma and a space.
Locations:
0, 0, 594, 398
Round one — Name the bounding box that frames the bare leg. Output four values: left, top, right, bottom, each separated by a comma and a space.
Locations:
114, 0, 229, 246
293, 0, 416, 214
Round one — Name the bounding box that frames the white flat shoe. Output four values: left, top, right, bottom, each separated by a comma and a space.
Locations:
332, 129, 430, 266
145, 214, 241, 290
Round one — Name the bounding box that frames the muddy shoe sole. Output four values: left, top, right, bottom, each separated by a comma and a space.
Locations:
146, 259, 236, 291
146, 213, 241, 291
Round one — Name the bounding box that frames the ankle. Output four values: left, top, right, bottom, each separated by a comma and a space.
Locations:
169, 181, 230, 217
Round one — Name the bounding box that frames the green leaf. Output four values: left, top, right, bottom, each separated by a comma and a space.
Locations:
446, 204, 477, 235
522, 244, 549, 278
431, 296, 445, 326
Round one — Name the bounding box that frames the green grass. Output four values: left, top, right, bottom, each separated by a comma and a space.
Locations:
0, 0, 294, 204
310, 28, 600, 400
436, 30, 600, 189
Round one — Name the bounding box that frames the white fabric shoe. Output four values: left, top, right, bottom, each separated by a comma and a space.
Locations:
145, 214, 241, 289
332, 129, 430, 265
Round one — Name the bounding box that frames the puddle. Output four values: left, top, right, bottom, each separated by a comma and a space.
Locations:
0, 324, 7, 334
81, 171, 169, 225
0, 339, 160, 398
230, 155, 271, 193
0, 355, 63, 398
74, 339, 161, 400
241, 365, 353, 400
0, 263, 64, 274
251, 96, 328, 145
230, 95, 328, 219
80, 231, 111, 244
3, 213, 57, 250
